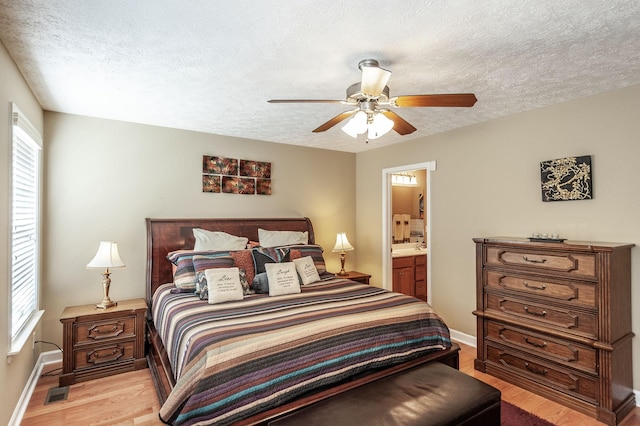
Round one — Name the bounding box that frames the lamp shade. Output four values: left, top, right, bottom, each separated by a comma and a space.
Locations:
367, 112, 394, 139
87, 241, 125, 269
341, 111, 368, 138
332, 233, 354, 252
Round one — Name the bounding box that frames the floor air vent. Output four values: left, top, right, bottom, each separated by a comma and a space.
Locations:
44, 386, 69, 404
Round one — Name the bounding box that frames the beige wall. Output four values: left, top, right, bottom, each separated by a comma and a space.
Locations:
41, 112, 356, 348
0, 41, 44, 425
355, 83, 640, 391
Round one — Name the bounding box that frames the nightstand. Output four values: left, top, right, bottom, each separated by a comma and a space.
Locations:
337, 271, 371, 285
59, 298, 147, 386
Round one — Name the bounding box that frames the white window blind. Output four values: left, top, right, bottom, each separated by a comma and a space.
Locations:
10, 104, 42, 342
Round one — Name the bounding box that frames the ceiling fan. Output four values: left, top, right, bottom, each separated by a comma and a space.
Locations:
268, 59, 477, 140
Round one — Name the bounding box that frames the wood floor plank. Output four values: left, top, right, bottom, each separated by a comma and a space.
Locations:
21, 342, 640, 425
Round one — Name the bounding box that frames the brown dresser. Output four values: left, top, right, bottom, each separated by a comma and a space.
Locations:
473, 237, 635, 425
59, 298, 147, 386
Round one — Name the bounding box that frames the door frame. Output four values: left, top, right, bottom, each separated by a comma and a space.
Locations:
381, 161, 436, 302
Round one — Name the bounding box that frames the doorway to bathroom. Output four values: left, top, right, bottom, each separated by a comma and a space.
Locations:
382, 161, 435, 302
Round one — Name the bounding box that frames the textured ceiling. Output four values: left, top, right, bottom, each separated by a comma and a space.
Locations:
1, 1, 639, 153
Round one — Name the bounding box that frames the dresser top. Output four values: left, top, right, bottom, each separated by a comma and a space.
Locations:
473, 237, 635, 250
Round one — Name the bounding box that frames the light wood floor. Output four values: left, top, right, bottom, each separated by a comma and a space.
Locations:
21, 342, 640, 425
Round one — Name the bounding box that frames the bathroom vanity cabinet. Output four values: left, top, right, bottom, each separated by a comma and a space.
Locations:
392, 254, 427, 302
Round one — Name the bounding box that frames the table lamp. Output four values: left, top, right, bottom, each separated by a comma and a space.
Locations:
332, 233, 354, 276
87, 241, 125, 309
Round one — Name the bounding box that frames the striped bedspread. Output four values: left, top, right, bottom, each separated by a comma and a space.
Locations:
153, 279, 451, 425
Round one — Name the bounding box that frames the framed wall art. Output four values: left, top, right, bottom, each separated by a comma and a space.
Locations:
202, 155, 272, 195
540, 155, 592, 202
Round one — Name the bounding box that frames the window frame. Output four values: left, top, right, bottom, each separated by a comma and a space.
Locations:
8, 103, 44, 357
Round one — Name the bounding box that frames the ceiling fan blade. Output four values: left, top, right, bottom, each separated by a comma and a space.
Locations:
361, 66, 392, 98
380, 110, 417, 135
391, 93, 477, 108
268, 99, 344, 104
312, 110, 357, 133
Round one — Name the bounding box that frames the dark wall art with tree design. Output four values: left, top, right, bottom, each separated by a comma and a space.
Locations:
540, 155, 592, 202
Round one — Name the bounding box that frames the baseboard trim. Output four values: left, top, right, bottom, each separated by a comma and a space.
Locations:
9, 350, 62, 426
449, 328, 476, 348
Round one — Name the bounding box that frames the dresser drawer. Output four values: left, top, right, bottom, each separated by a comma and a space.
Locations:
74, 316, 137, 345
486, 321, 597, 373
74, 341, 135, 370
485, 270, 596, 308
485, 343, 597, 402
485, 246, 596, 278
485, 294, 597, 339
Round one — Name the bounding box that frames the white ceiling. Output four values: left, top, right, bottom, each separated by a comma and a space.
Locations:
1, 1, 639, 153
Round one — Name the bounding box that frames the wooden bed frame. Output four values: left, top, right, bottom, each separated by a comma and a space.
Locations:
145, 217, 460, 425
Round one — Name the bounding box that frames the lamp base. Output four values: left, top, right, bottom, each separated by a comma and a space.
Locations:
96, 269, 117, 309
96, 299, 117, 309
336, 251, 348, 276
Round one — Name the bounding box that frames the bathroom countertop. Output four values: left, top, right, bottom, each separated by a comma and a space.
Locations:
392, 243, 428, 258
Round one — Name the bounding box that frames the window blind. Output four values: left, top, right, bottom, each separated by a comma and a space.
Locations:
11, 104, 42, 340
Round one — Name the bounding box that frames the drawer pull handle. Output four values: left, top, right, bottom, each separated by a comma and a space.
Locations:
525, 362, 548, 375
524, 306, 547, 317
523, 281, 546, 291
523, 255, 547, 264
524, 336, 548, 348
87, 346, 124, 365
88, 321, 125, 340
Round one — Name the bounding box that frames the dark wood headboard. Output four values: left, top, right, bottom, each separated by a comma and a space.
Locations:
145, 217, 315, 304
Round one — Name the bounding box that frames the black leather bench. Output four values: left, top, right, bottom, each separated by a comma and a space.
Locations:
269, 362, 501, 426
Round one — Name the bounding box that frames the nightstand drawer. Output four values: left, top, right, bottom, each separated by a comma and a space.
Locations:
74, 341, 135, 370
74, 316, 137, 344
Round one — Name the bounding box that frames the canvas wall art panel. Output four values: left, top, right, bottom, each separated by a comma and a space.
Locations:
202, 175, 221, 193
222, 176, 239, 194
256, 178, 272, 195
540, 155, 592, 202
240, 160, 271, 178
203, 155, 238, 175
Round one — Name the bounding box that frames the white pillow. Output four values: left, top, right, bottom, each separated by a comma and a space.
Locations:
293, 256, 321, 285
258, 228, 308, 247
205, 267, 245, 304
193, 228, 249, 251
265, 262, 301, 296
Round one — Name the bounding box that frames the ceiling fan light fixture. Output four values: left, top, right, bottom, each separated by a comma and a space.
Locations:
341, 110, 367, 138
361, 66, 392, 98
367, 111, 394, 139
